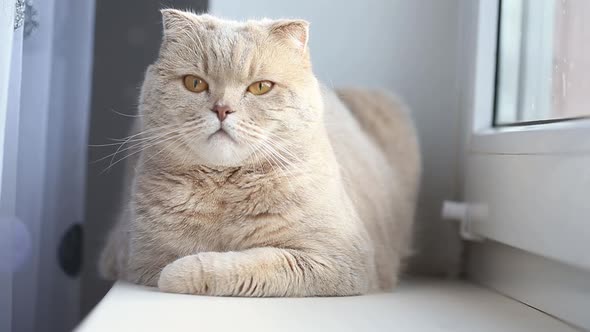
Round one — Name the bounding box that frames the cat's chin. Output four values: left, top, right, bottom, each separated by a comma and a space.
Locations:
196, 136, 249, 167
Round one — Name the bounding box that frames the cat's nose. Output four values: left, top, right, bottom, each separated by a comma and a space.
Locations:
212, 105, 233, 122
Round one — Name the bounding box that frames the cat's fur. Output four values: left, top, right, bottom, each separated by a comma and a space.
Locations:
99, 9, 420, 296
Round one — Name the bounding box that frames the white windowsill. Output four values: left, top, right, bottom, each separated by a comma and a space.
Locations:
76, 278, 577, 332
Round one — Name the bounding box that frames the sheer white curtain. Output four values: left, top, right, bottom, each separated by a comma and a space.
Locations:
1, 1, 23, 331
1, 0, 95, 331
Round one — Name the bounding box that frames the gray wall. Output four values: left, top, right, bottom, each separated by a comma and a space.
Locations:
82, 0, 207, 317
210, 0, 465, 276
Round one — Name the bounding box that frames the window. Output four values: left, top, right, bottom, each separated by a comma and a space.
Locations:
495, 0, 590, 125
464, 0, 590, 329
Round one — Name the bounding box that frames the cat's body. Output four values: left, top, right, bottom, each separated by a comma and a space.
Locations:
99, 10, 420, 296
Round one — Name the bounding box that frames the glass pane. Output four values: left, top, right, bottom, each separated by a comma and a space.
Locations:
495, 0, 590, 125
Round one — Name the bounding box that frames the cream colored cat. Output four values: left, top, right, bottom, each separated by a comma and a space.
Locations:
99, 9, 420, 296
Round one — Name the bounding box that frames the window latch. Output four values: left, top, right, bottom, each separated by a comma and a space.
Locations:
442, 201, 485, 242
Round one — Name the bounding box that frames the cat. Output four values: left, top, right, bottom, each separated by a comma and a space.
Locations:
99, 9, 420, 296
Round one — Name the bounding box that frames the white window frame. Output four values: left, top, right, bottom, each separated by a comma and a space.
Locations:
463, 1, 590, 330
466, 0, 590, 268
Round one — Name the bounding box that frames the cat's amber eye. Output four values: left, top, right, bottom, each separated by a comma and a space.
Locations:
247, 80, 274, 95
183, 75, 209, 93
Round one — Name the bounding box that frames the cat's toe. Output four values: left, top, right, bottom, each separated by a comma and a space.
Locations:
157, 255, 204, 294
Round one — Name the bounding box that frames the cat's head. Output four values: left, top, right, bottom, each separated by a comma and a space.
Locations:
138, 9, 323, 168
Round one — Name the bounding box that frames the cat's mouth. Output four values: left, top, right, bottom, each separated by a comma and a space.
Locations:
208, 128, 236, 143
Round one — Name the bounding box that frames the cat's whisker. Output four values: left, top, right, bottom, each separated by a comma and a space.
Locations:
114, 122, 181, 141
95, 131, 172, 158
241, 136, 269, 174
237, 124, 307, 168
91, 138, 157, 164
242, 139, 300, 173
256, 144, 285, 183
144, 135, 185, 168
264, 138, 306, 165
260, 141, 295, 171
101, 132, 182, 174
107, 118, 206, 164
256, 141, 299, 191
248, 145, 262, 173
93, 125, 181, 155
260, 139, 304, 174
92, 132, 179, 153
93, 129, 177, 165
233, 127, 279, 170
263, 138, 308, 166
89, 142, 130, 147
111, 108, 142, 118
91, 123, 180, 147
252, 142, 268, 174
248, 139, 278, 170
108, 132, 173, 143
137, 121, 205, 168
100, 119, 202, 173
177, 135, 193, 170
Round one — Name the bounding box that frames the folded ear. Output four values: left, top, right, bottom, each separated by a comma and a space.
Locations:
160, 9, 195, 33
161, 9, 216, 35
269, 19, 310, 51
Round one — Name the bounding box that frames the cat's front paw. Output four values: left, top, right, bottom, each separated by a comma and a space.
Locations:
158, 255, 207, 294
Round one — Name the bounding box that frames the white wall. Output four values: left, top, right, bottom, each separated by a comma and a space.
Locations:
211, 0, 464, 275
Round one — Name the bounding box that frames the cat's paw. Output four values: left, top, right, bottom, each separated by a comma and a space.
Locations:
158, 255, 206, 294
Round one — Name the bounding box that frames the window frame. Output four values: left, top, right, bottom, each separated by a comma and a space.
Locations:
463, 1, 590, 329
464, 0, 590, 270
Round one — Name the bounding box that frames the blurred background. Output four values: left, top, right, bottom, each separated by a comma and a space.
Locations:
3, 0, 470, 331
